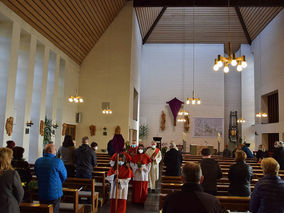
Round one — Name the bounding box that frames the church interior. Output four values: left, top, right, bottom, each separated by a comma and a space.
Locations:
0, 0, 284, 213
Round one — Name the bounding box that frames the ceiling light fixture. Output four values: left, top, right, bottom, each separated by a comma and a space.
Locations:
68, 89, 84, 103
256, 112, 268, 118
213, 0, 247, 73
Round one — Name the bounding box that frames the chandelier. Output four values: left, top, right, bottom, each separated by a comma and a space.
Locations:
68, 89, 83, 103
186, 7, 201, 105
177, 117, 187, 123
177, 105, 189, 123
102, 102, 112, 115
237, 118, 246, 123
213, 0, 247, 73
256, 112, 268, 118
102, 109, 112, 114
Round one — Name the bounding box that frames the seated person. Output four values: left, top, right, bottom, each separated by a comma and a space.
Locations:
222, 144, 231, 157
256, 144, 268, 162
242, 143, 254, 159
250, 158, 284, 213
228, 150, 253, 196
200, 148, 222, 195
163, 162, 222, 213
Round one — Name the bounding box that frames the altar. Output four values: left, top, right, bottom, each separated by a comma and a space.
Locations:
190, 144, 214, 156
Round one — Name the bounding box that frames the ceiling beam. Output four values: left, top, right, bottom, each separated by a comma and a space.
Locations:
142, 7, 167, 44
134, 0, 284, 7
235, 7, 252, 45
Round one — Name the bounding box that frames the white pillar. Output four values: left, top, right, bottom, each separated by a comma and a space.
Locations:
22, 35, 36, 159
37, 47, 50, 156
2, 21, 20, 144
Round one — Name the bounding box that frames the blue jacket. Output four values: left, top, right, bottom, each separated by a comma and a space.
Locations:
250, 175, 284, 213
242, 147, 254, 158
35, 153, 67, 201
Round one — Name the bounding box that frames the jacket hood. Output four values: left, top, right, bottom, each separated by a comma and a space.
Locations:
78, 144, 90, 151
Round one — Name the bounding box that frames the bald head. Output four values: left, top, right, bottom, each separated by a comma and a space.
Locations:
44, 144, 56, 155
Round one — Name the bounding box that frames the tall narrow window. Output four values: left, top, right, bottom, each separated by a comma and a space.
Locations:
268, 92, 279, 123
133, 88, 138, 121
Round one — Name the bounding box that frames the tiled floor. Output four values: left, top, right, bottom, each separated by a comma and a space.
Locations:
98, 189, 160, 213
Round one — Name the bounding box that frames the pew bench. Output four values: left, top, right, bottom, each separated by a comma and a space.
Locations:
20, 203, 53, 213
216, 196, 250, 212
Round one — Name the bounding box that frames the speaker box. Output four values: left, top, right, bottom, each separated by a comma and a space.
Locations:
76, 112, 82, 123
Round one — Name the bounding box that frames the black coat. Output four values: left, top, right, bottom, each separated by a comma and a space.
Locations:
164, 149, 183, 176
163, 183, 222, 213
11, 159, 32, 184
0, 170, 24, 213
200, 158, 222, 194
228, 161, 253, 196
74, 144, 97, 176
107, 140, 115, 157
223, 149, 232, 158
273, 147, 284, 170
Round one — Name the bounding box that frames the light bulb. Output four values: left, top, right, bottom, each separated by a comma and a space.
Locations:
103, 110, 106, 114
224, 66, 229, 73
192, 100, 196, 105
186, 100, 190, 104
68, 98, 73, 102
262, 113, 268, 118
74, 98, 78, 103
217, 61, 223, 68
109, 110, 112, 114
197, 100, 201, 104
237, 65, 243, 72
231, 59, 237, 66
213, 64, 219, 71
242, 61, 247, 68
256, 113, 261, 118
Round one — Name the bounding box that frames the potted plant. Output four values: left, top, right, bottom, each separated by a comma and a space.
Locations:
139, 124, 149, 142
43, 116, 52, 146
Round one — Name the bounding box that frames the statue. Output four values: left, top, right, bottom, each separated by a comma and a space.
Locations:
5, 117, 14, 136
62, 123, 67, 136
89, 125, 96, 136
40, 120, 45, 136
160, 111, 166, 131
184, 115, 190, 132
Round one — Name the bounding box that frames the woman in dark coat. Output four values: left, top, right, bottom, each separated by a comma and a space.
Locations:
0, 148, 24, 213
164, 142, 183, 176
228, 150, 253, 196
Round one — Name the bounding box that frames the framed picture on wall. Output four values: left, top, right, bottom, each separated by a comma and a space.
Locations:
192, 117, 224, 137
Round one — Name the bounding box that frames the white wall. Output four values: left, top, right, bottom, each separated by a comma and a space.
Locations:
0, 2, 79, 161
252, 9, 284, 148
140, 44, 225, 151
77, 2, 141, 149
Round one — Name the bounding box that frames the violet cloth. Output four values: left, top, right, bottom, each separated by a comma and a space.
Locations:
167, 97, 183, 126
111, 134, 125, 153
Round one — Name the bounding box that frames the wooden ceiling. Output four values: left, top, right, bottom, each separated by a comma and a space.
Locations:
135, 6, 283, 53
0, 0, 126, 64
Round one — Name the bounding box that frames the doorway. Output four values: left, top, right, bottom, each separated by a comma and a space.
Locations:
65, 124, 76, 140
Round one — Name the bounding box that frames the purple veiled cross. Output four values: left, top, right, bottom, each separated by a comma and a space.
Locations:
167, 97, 184, 126
111, 134, 125, 154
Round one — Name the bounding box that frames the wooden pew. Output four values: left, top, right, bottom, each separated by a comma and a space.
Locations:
61, 188, 85, 213
92, 171, 109, 205
20, 203, 53, 213
216, 196, 250, 212
63, 178, 98, 213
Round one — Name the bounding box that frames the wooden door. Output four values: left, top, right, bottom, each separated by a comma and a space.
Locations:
65, 124, 76, 140
268, 133, 279, 152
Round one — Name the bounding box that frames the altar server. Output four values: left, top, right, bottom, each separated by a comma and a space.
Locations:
106, 154, 133, 213
128, 141, 138, 157
146, 141, 162, 192
131, 144, 152, 204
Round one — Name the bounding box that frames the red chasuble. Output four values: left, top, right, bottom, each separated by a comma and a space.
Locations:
130, 153, 152, 204
107, 166, 133, 213
127, 146, 138, 157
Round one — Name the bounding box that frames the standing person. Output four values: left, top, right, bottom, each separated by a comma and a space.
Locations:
128, 141, 138, 157
35, 144, 67, 213
228, 150, 253, 196
200, 148, 222, 195
6, 140, 15, 149
163, 162, 222, 213
107, 139, 115, 157
110, 150, 132, 167
74, 136, 97, 179
131, 144, 152, 205
106, 153, 133, 213
145, 141, 162, 192
273, 141, 284, 170
57, 135, 75, 177
242, 144, 254, 159
0, 148, 24, 213
256, 145, 268, 162
222, 144, 231, 157
250, 158, 284, 213
164, 142, 183, 176
11, 146, 32, 185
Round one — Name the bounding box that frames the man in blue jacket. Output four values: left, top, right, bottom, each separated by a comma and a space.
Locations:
35, 143, 67, 213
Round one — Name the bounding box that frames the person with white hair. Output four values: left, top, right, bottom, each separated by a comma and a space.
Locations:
164, 142, 183, 176
145, 141, 162, 192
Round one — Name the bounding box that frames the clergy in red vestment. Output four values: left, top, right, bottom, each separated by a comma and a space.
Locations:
128, 141, 138, 157
130, 144, 152, 204
106, 153, 133, 213
110, 151, 132, 167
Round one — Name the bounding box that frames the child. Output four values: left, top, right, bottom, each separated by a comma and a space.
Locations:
106, 153, 133, 213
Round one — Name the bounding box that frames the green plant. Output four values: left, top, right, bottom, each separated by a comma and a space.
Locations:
139, 124, 148, 140
43, 116, 52, 146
